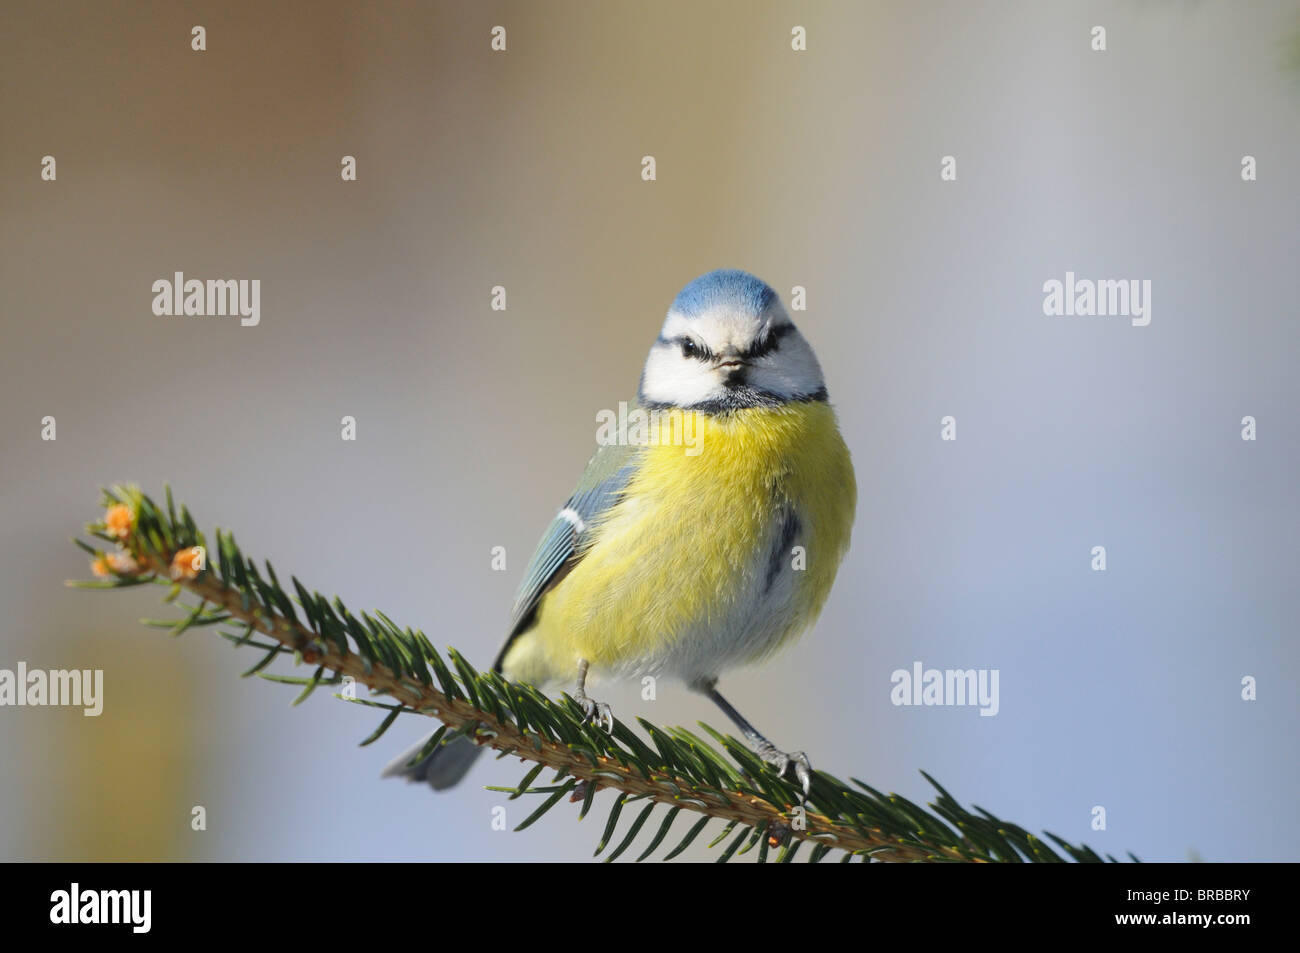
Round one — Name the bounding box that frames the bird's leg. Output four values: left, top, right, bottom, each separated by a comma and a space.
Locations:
696, 679, 812, 798
573, 658, 614, 733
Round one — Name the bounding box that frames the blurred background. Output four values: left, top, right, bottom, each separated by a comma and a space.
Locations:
1, 0, 1297, 862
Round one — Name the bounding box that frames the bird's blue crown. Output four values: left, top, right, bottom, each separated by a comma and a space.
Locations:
669, 269, 777, 319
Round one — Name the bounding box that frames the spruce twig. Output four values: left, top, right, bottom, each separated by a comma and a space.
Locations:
70, 484, 1131, 863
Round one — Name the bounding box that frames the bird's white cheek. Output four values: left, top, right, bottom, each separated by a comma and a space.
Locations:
748, 345, 824, 398
641, 352, 724, 405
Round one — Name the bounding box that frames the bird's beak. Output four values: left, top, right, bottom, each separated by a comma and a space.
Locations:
716, 358, 748, 370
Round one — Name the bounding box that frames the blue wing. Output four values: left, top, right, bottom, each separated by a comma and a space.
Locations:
491, 440, 640, 671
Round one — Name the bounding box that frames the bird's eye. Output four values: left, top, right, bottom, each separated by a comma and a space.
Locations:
680, 338, 699, 359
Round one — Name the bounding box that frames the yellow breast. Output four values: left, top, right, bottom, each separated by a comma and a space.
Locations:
503, 401, 856, 685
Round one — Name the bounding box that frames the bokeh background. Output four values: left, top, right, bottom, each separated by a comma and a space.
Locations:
1, 0, 1297, 862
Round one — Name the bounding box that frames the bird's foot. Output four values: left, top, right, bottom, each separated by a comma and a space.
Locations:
755, 740, 812, 799
575, 691, 614, 733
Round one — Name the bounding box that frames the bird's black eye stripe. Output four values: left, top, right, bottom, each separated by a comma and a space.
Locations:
655, 334, 711, 360
741, 323, 795, 360
678, 336, 709, 360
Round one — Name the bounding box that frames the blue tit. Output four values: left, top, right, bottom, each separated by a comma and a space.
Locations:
385, 269, 856, 792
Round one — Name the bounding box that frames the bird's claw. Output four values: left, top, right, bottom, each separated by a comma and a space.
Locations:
577, 694, 614, 734
757, 742, 812, 799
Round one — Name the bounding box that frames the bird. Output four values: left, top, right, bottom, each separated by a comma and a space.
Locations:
384, 269, 856, 793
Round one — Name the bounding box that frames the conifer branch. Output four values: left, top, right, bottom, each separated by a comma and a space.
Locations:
70, 484, 1133, 863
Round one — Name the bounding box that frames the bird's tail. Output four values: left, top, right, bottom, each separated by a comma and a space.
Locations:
381, 730, 486, 791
